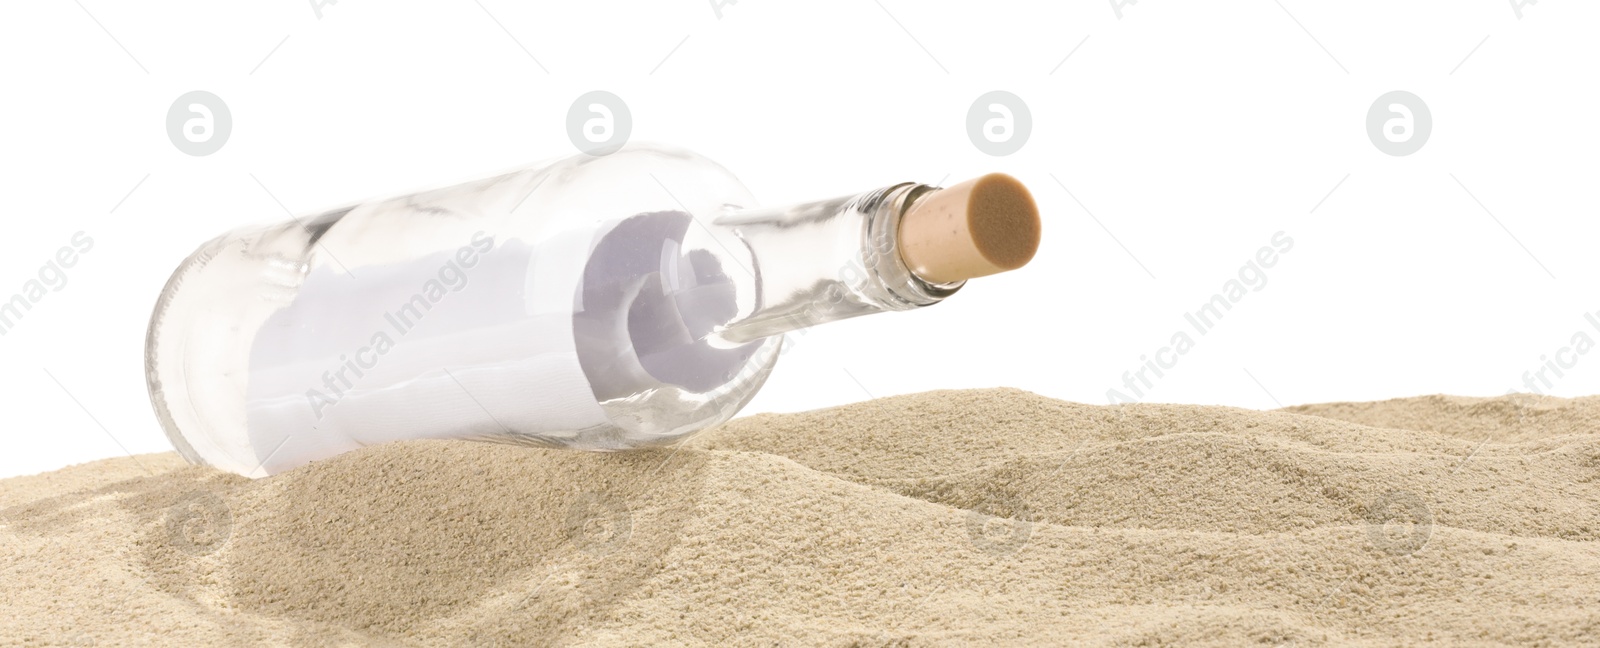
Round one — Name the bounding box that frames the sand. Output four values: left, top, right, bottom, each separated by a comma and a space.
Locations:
3, 388, 1599, 646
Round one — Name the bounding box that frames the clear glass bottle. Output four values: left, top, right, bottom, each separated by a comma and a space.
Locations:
146, 144, 1039, 477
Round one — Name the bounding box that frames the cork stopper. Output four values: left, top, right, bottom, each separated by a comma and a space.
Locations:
897, 173, 1041, 284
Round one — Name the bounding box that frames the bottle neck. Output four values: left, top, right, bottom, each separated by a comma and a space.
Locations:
707, 182, 963, 345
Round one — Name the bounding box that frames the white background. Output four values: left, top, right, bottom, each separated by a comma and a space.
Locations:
1, 0, 1596, 478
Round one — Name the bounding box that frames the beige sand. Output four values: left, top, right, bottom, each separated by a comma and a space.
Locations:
3, 388, 1599, 646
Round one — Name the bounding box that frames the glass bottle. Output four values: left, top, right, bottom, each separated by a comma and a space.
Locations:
145, 144, 1040, 477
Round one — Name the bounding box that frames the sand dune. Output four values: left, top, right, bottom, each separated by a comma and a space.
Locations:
3, 388, 1598, 646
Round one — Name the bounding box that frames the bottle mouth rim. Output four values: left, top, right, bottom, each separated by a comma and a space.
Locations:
866, 183, 965, 307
